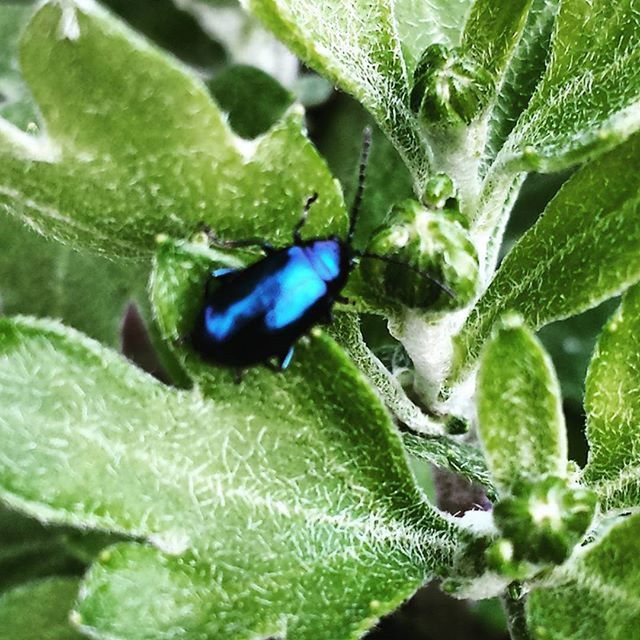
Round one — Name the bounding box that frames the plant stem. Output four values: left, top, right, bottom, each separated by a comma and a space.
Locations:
502, 584, 533, 640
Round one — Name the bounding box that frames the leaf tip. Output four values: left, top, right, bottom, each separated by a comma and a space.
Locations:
497, 311, 524, 331
69, 609, 83, 629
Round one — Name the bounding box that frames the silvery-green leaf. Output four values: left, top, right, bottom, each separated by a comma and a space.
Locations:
394, 0, 473, 74
583, 284, 640, 512
482, 0, 560, 170
0, 298, 463, 639
454, 131, 640, 383
402, 433, 496, 500
0, 1, 344, 256
527, 513, 640, 639
499, 0, 640, 172
477, 318, 566, 493
243, 0, 430, 186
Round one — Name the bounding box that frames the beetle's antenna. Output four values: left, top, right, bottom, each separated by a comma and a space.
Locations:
356, 251, 456, 299
348, 126, 372, 243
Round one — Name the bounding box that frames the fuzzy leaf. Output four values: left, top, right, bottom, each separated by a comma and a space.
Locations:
482, 0, 560, 170
0, 302, 461, 639
461, 0, 533, 96
243, 0, 430, 186
583, 285, 640, 511
527, 513, 640, 639
0, 578, 83, 640
455, 131, 640, 382
394, 0, 473, 73
0, 0, 344, 256
0, 4, 151, 346
477, 319, 566, 493
499, 0, 640, 172
402, 433, 496, 500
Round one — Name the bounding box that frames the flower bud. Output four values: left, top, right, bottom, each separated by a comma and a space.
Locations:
491, 476, 597, 568
410, 44, 494, 127
359, 199, 479, 312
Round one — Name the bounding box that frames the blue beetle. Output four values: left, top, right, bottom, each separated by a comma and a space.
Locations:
191, 129, 450, 371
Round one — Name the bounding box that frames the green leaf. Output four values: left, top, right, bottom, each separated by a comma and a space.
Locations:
207, 64, 294, 139
394, 0, 473, 73
583, 284, 640, 511
0, 307, 462, 637
402, 433, 496, 500
0, 2, 38, 130
482, 0, 560, 170
0, 1, 344, 255
499, 0, 640, 172
477, 318, 566, 493
527, 512, 640, 640
455, 131, 640, 382
0, 578, 83, 640
243, 0, 430, 186
0, 213, 149, 346
461, 0, 533, 100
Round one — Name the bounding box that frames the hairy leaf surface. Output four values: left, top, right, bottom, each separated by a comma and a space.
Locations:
477, 319, 566, 493
527, 513, 640, 639
402, 433, 496, 500
0, 0, 344, 256
583, 285, 640, 511
462, 0, 533, 98
0, 274, 461, 639
394, 0, 472, 73
455, 132, 640, 381
482, 0, 559, 170
243, 0, 430, 186
500, 0, 640, 172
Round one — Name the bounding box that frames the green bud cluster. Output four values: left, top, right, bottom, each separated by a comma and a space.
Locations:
410, 44, 494, 127
487, 476, 597, 578
359, 186, 479, 313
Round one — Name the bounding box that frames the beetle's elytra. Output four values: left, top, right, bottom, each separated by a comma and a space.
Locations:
190, 128, 451, 372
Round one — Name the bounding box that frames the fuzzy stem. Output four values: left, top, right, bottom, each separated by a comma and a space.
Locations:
502, 585, 533, 640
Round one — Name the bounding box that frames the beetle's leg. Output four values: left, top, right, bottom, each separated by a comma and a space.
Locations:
211, 267, 237, 279
335, 295, 353, 305
233, 368, 244, 384
320, 307, 334, 325
279, 346, 295, 370
201, 225, 276, 255
293, 192, 319, 243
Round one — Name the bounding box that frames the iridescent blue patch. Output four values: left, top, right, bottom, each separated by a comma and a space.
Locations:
204, 244, 339, 339
303, 240, 341, 282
